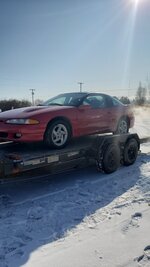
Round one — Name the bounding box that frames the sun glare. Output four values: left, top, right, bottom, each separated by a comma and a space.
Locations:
131, 0, 142, 6
122, 0, 141, 88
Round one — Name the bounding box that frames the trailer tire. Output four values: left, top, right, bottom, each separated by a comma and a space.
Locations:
102, 143, 120, 174
44, 119, 71, 148
123, 138, 138, 166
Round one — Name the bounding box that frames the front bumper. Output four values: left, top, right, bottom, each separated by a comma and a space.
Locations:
0, 123, 44, 142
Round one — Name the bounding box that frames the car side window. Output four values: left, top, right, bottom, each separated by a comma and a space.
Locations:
111, 97, 122, 106
47, 96, 66, 105
83, 95, 106, 108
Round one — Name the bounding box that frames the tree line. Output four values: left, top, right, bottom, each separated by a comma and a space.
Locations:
0, 83, 149, 112
0, 99, 32, 112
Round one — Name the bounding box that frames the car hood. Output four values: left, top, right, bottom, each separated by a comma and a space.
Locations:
0, 105, 74, 119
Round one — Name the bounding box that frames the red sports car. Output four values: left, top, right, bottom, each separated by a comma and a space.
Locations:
0, 92, 134, 148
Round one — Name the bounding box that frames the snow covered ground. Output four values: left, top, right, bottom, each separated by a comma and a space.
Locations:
0, 107, 150, 267
131, 106, 150, 138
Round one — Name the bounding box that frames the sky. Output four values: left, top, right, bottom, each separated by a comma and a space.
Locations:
0, 0, 150, 101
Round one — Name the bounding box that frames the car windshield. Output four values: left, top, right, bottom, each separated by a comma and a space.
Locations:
42, 93, 87, 107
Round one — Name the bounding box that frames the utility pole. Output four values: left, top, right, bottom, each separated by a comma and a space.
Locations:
29, 89, 35, 105
78, 82, 84, 92
146, 73, 150, 102
128, 79, 131, 98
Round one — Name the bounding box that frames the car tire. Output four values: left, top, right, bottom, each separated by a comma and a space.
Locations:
102, 143, 120, 174
44, 119, 71, 148
115, 117, 129, 134
123, 138, 138, 166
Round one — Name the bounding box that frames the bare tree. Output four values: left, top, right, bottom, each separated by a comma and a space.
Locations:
135, 82, 147, 106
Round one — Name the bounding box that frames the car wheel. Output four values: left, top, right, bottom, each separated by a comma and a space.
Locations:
44, 120, 71, 148
123, 138, 138, 166
115, 117, 129, 134
102, 143, 120, 174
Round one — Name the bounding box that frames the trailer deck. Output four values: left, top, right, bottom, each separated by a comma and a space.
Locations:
0, 133, 147, 181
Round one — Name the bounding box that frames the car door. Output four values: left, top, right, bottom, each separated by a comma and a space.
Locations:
76, 94, 110, 135
103, 96, 127, 131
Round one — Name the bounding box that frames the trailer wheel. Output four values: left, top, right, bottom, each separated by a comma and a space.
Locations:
102, 143, 120, 174
123, 138, 138, 166
44, 119, 71, 148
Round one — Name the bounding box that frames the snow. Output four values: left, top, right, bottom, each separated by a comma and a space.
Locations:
131, 106, 150, 138
0, 107, 150, 267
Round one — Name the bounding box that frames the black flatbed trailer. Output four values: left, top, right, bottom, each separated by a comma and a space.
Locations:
0, 133, 142, 182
